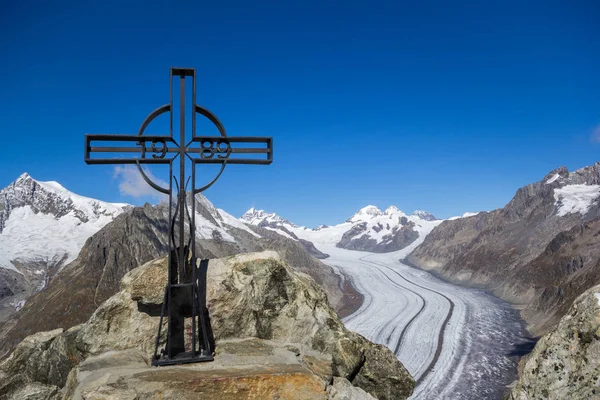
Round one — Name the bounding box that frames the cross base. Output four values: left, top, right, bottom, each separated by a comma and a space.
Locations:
152, 258, 215, 366
152, 351, 214, 367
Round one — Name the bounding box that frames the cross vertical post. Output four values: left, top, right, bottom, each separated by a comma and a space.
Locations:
84, 67, 273, 366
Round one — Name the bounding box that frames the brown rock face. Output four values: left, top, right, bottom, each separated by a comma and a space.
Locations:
0, 252, 414, 400
407, 163, 600, 336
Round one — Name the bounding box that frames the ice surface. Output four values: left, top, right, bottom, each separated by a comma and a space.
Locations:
305, 223, 530, 399
554, 184, 600, 217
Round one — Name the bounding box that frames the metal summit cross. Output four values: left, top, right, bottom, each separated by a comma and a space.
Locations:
84, 68, 273, 366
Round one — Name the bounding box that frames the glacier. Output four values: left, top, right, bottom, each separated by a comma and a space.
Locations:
242, 207, 533, 399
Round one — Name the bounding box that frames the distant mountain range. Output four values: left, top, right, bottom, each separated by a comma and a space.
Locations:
241, 205, 442, 253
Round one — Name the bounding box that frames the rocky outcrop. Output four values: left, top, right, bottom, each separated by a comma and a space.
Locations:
337, 223, 374, 250
508, 284, 600, 400
0, 199, 347, 361
0, 252, 414, 400
408, 163, 600, 336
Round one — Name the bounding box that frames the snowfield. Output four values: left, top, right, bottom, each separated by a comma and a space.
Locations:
553, 184, 600, 217
0, 177, 129, 274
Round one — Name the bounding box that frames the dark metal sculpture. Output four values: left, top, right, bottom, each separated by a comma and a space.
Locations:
84, 67, 273, 366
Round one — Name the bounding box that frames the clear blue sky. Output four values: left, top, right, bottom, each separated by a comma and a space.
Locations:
1, 0, 599, 227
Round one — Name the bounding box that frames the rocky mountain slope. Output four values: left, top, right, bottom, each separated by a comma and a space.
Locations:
407, 163, 600, 336
241, 205, 441, 253
0, 252, 414, 400
0, 190, 347, 361
508, 283, 600, 400
0, 173, 129, 326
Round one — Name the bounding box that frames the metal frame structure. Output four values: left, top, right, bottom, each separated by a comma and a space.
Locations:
84, 67, 273, 366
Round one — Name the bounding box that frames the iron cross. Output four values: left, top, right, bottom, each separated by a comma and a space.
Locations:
84, 67, 272, 366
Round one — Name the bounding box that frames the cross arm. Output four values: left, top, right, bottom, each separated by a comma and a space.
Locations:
188, 136, 273, 165
85, 134, 179, 165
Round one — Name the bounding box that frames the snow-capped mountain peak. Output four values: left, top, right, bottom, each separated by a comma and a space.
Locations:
348, 205, 384, 222
0, 173, 130, 273
412, 210, 438, 221
384, 205, 400, 213
240, 208, 297, 227
383, 205, 408, 219
16, 172, 31, 181
1, 173, 129, 231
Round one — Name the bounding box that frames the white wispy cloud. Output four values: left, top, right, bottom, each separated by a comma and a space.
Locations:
113, 165, 168, 202
591, 124, 600, 143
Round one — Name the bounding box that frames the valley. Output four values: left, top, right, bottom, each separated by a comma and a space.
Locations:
322, 242, 532, 399
2, 163, 600, 399
244, 205, 535, 399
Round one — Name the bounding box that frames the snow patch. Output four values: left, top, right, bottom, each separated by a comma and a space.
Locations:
264, 227, 297, 240
553, 184, 600, 217
9, 299, 26, 311
217, 208, 261, 238
545, 173, 561, 184
193, 211, 235, 242
594, 293, 600, 307
448, 212, 480, 221
37, 179, 129, 219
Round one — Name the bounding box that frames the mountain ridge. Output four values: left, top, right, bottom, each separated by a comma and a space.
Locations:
0, 173, 131, 329
0, 179, 348, 360
240, 204, 443, 253
407, 162, 600, 336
